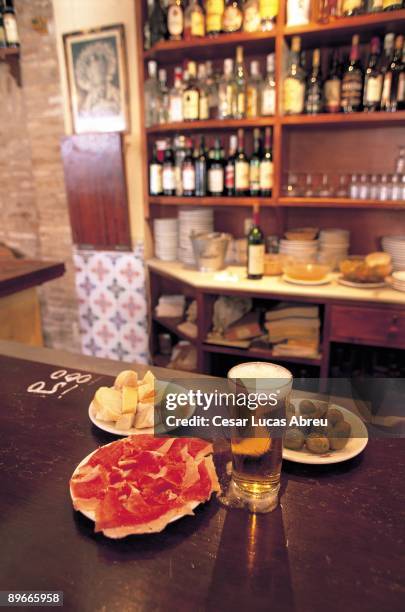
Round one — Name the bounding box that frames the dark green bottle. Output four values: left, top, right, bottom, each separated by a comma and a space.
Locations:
247, 205, 265, 280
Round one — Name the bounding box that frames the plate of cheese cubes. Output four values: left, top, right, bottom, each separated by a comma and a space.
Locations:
88, 369, 192, 436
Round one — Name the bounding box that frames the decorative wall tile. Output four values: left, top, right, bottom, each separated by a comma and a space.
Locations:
73, 244, 149, 364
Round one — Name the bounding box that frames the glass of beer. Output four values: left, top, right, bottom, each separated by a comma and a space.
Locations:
227, 362, 293, 513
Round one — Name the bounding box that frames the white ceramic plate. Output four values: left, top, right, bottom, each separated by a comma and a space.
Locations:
70, 445, 199, 536
89, 380, 194, 437
283, 401, 368, 465
337, 276, 386, 289
282, 273, 332, 286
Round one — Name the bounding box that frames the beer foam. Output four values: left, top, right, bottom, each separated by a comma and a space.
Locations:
228, 362, 292, 380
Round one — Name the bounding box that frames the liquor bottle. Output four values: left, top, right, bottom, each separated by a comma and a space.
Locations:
283, 36, 306, 115
208, 138, 224, 196
195, 136, 208, 196
249, 129, 262, 196
247, 205, 265, 280
341, 0, 364, 16
167, 0, 184, 40
144, 61, 160, 127
150, 0, 167, 47
260, 127, 273, 197
183, 61, 200, 121
197, 63, 210, 120
182, 140, 196, 196
305, 48, 323, 114
144, 0, 152, 50
341, 35, 364, 113
381, 35, 405, 111
0, 6, 7, 49
206, 0, 225, 35
246, 60, 262, 118
367, 0, 383, 11
259, 0, 278, 31
235, 129, 250, 196
149, 143, 163, 195
363, 37, 383, 112
234, 45, 247, 119
3, 0, 19, 47
218, 58, 236, 119
222, 0, 243, 32
286, 0, 311, 26
261, 53, 276, 116
382, 0, 404, 9
158, 68, 169, 123
184, 0, 205, 39
225, 134, 238, 196
169, 67, 184, 122
243, 0, 261, 32
162, 141, 176, 196
324, 49, 341, 113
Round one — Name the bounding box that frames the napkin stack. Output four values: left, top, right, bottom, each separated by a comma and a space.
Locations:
264, 303, 321, 358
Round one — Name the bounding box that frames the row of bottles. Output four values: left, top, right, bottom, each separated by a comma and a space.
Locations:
149, 127, 273, 197
145, 0, 278, 48
0, 0, 19, 48
284, 33, 405, 115
291, 0, 405, 26
144, 47, 276, 126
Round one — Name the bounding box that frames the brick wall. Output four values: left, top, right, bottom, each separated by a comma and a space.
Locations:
0, 0, 80, 351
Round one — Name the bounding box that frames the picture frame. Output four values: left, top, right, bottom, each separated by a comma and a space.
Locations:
63, 24, 130, 134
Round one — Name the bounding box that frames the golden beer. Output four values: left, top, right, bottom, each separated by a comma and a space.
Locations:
227, 362, 293, 511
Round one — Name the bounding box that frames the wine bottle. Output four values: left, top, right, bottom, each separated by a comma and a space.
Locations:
260, 127, 273, 197
167, 0, 184, 40
283, 36, 306, 115
208, 138, 224, 196
341, 34, 364, 113
149, 143, 163, 195
150, 0, 167, 47
381, 35, 405, 111
182, 140, 196, 196
234, 129, 250, 196
247, 205, 265, 280
363, 37, 383, 112
305, 48, 323, 114
162, 142, 176, 196
225, 134, 238, 196
206, 0, 225, 35
195, 136, 208, 196
249, 129, 262, 197
324, 49, 341, 113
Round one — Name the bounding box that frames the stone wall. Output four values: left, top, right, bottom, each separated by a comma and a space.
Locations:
0, 0, 80, 351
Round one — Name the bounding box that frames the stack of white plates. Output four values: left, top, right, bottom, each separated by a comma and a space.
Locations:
178, 208, 213, 265
389, 271, 405, 292
319, 229, 350, 269
279, 239, 319, 260
154, 218, 178, 261
382, 235, 405, 271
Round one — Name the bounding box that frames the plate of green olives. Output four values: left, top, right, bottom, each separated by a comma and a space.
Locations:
283, 398, 368, 465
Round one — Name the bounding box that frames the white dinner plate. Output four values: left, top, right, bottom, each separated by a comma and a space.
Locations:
337, 276, 386, 289
282, 273, 332, 286
70, 444, 199, 536
89, 380, 194, 436
283, 400, 368, 465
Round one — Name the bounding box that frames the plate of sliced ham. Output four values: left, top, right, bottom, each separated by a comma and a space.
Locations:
70, 435, 220, 538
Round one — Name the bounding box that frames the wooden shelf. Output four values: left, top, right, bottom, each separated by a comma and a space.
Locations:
283, 9, 405, 46
278, 197, 405, 209
147, 117, 276, 134
0, 47, 20, 59
202, 342, 322, 367
144, 30, 275, 62
282, 111, 405, 127
152, 314, 196, 342
149, 196, 274, 207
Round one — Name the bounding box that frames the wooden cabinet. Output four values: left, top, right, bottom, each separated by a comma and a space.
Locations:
330, 305, 405, 349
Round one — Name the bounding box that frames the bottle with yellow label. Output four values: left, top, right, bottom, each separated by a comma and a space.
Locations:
247, 205, 265, 280
206, 0, 225, 35
234, 45, 247, 119
184, 0, 205, 39
259, 0, 278, 30
283, 36, 306, 115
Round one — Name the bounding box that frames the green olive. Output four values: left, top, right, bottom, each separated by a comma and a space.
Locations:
314, 400, 329, 418
327, 408, 344, 427
284, 428, 305, 451
299, 399, 318, 417
329, 421, 351, 451
306, 433, 330, 454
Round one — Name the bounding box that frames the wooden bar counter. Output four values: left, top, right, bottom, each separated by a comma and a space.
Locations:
0, 341, 403, 612
0, 259, 65, 346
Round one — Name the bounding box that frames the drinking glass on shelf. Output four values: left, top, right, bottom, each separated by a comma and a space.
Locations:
349, 174, 359, 199
286, 172, 299, 196
318, 173, 331, 197
304, 173, 314, 197
391, 174, 401, 201
379, 174, 390, 201
335, 174, 349, 197
358, 174, 369, 200
369, 174, 379, 200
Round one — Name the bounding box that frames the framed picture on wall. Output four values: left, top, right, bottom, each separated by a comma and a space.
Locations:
63, 24, 130, 134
